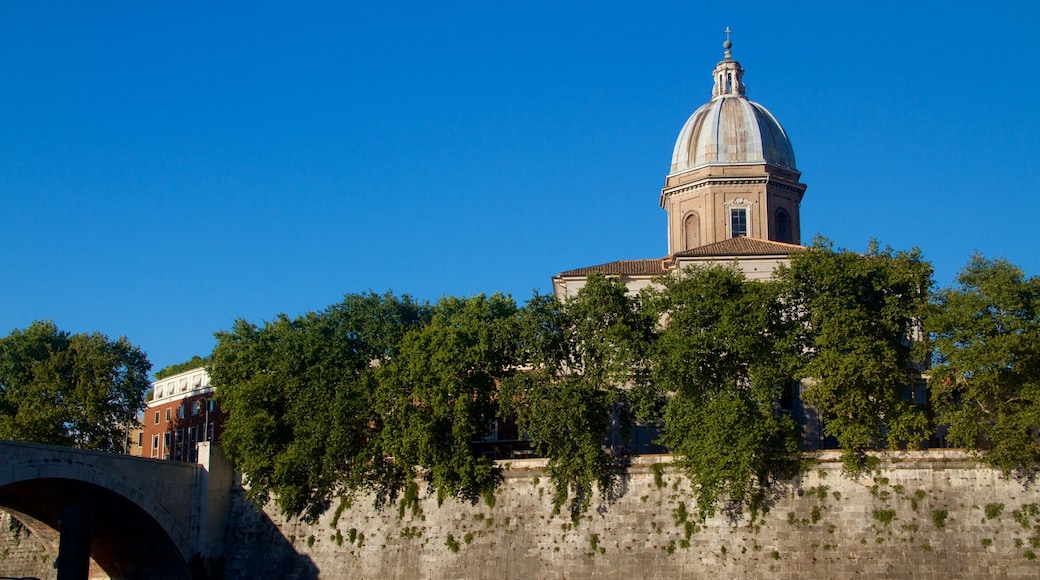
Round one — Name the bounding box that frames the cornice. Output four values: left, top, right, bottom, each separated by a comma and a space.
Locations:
660, 175, 806, 204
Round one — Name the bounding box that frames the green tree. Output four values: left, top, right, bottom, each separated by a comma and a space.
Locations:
929, 255, 1040, 475
154, 355, 210, 380
503, 273, 656, 521
0, 320, 151, 452
647, 265, 800, 518
781, 240, 933, 471
210, 292, 429, 520
377, 293, 519, 505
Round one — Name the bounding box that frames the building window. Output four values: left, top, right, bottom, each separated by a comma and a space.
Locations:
207, 422, 215, 442
177, 404, 185, 419
208, 400, 216, 413
165, 408, 171, 422
151, 434, 160, 458
775, 208, 792, 243
730, 208, 748, 238
192, 401, 200, 416
154, 411, 160, 425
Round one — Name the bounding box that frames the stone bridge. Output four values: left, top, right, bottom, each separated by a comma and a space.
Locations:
0, 439, 233, 578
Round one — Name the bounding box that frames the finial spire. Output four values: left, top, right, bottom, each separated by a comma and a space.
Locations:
711, 27, 745, 99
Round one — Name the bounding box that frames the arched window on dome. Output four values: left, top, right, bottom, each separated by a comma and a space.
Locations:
775, 208, 792, 244
683, 213, 701, 250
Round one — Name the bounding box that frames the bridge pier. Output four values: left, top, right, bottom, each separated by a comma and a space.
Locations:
57, 503, 94, 580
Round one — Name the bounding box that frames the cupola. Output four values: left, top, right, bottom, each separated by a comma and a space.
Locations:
660, 32, 806, 254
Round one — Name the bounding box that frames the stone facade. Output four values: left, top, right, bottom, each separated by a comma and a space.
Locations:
3, 451, 1039, 578
217, 451, 1039, 579
662, 163, 805, 253
662, 39, 805, 253
553, 39, 807, 299
0, 510, 53, 578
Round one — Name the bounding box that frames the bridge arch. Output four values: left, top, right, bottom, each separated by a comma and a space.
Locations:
0, 441, 205, 578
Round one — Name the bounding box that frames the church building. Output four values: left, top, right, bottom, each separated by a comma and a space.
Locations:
553, 36, 807, 299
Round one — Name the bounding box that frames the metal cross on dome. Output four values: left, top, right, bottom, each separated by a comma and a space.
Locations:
723, 26, 733, 41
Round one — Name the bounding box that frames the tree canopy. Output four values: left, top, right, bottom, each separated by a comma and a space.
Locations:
376, 293, 519, 505
502, 273, 656, 521
210, 292, 430, 520
208, 244, 1040, 522
928, 255, 1040, 475
780, 240, 933, 471
0, 321, 151, 452
154, 355, 210, 380
646, 265, 801, 517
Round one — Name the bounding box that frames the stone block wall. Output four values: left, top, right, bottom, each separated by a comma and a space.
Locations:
4, 450, 1039, 578
221, 451, 1040, 579
0, 510, 53, 579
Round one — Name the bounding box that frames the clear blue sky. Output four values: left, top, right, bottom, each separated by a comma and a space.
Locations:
1, 1, 1037, 375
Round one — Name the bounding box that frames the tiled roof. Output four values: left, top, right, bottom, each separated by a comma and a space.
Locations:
554, 238, 803, 279
670, 237, 804, 258
555, 258, 667, 278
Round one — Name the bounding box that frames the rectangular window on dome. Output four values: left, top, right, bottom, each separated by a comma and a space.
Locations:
731, 208, 748, 238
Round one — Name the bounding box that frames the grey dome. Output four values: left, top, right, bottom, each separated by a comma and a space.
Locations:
669, 48, 796, 174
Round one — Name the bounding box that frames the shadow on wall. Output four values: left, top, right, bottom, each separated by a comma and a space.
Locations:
221, 485, 319, 580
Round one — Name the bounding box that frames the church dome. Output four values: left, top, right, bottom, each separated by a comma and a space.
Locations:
669, 42, 796, 174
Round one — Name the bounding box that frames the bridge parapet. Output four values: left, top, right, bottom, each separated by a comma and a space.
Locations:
0, 439, 233, 577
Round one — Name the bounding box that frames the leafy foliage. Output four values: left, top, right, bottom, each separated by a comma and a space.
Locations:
209, 243, 1040, 522
646, 265, 800, 518
210, 292, 429, 520
377, 293, 518, 504
780, 240, 932, 471
502, 273, 656, 521
154, 355, 210, 380
929, 255, 1040, 475
0, 320, 151, 452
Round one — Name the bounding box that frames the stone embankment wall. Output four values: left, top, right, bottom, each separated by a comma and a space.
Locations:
0, 509, 52, 578
222, 451, 1040, 579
